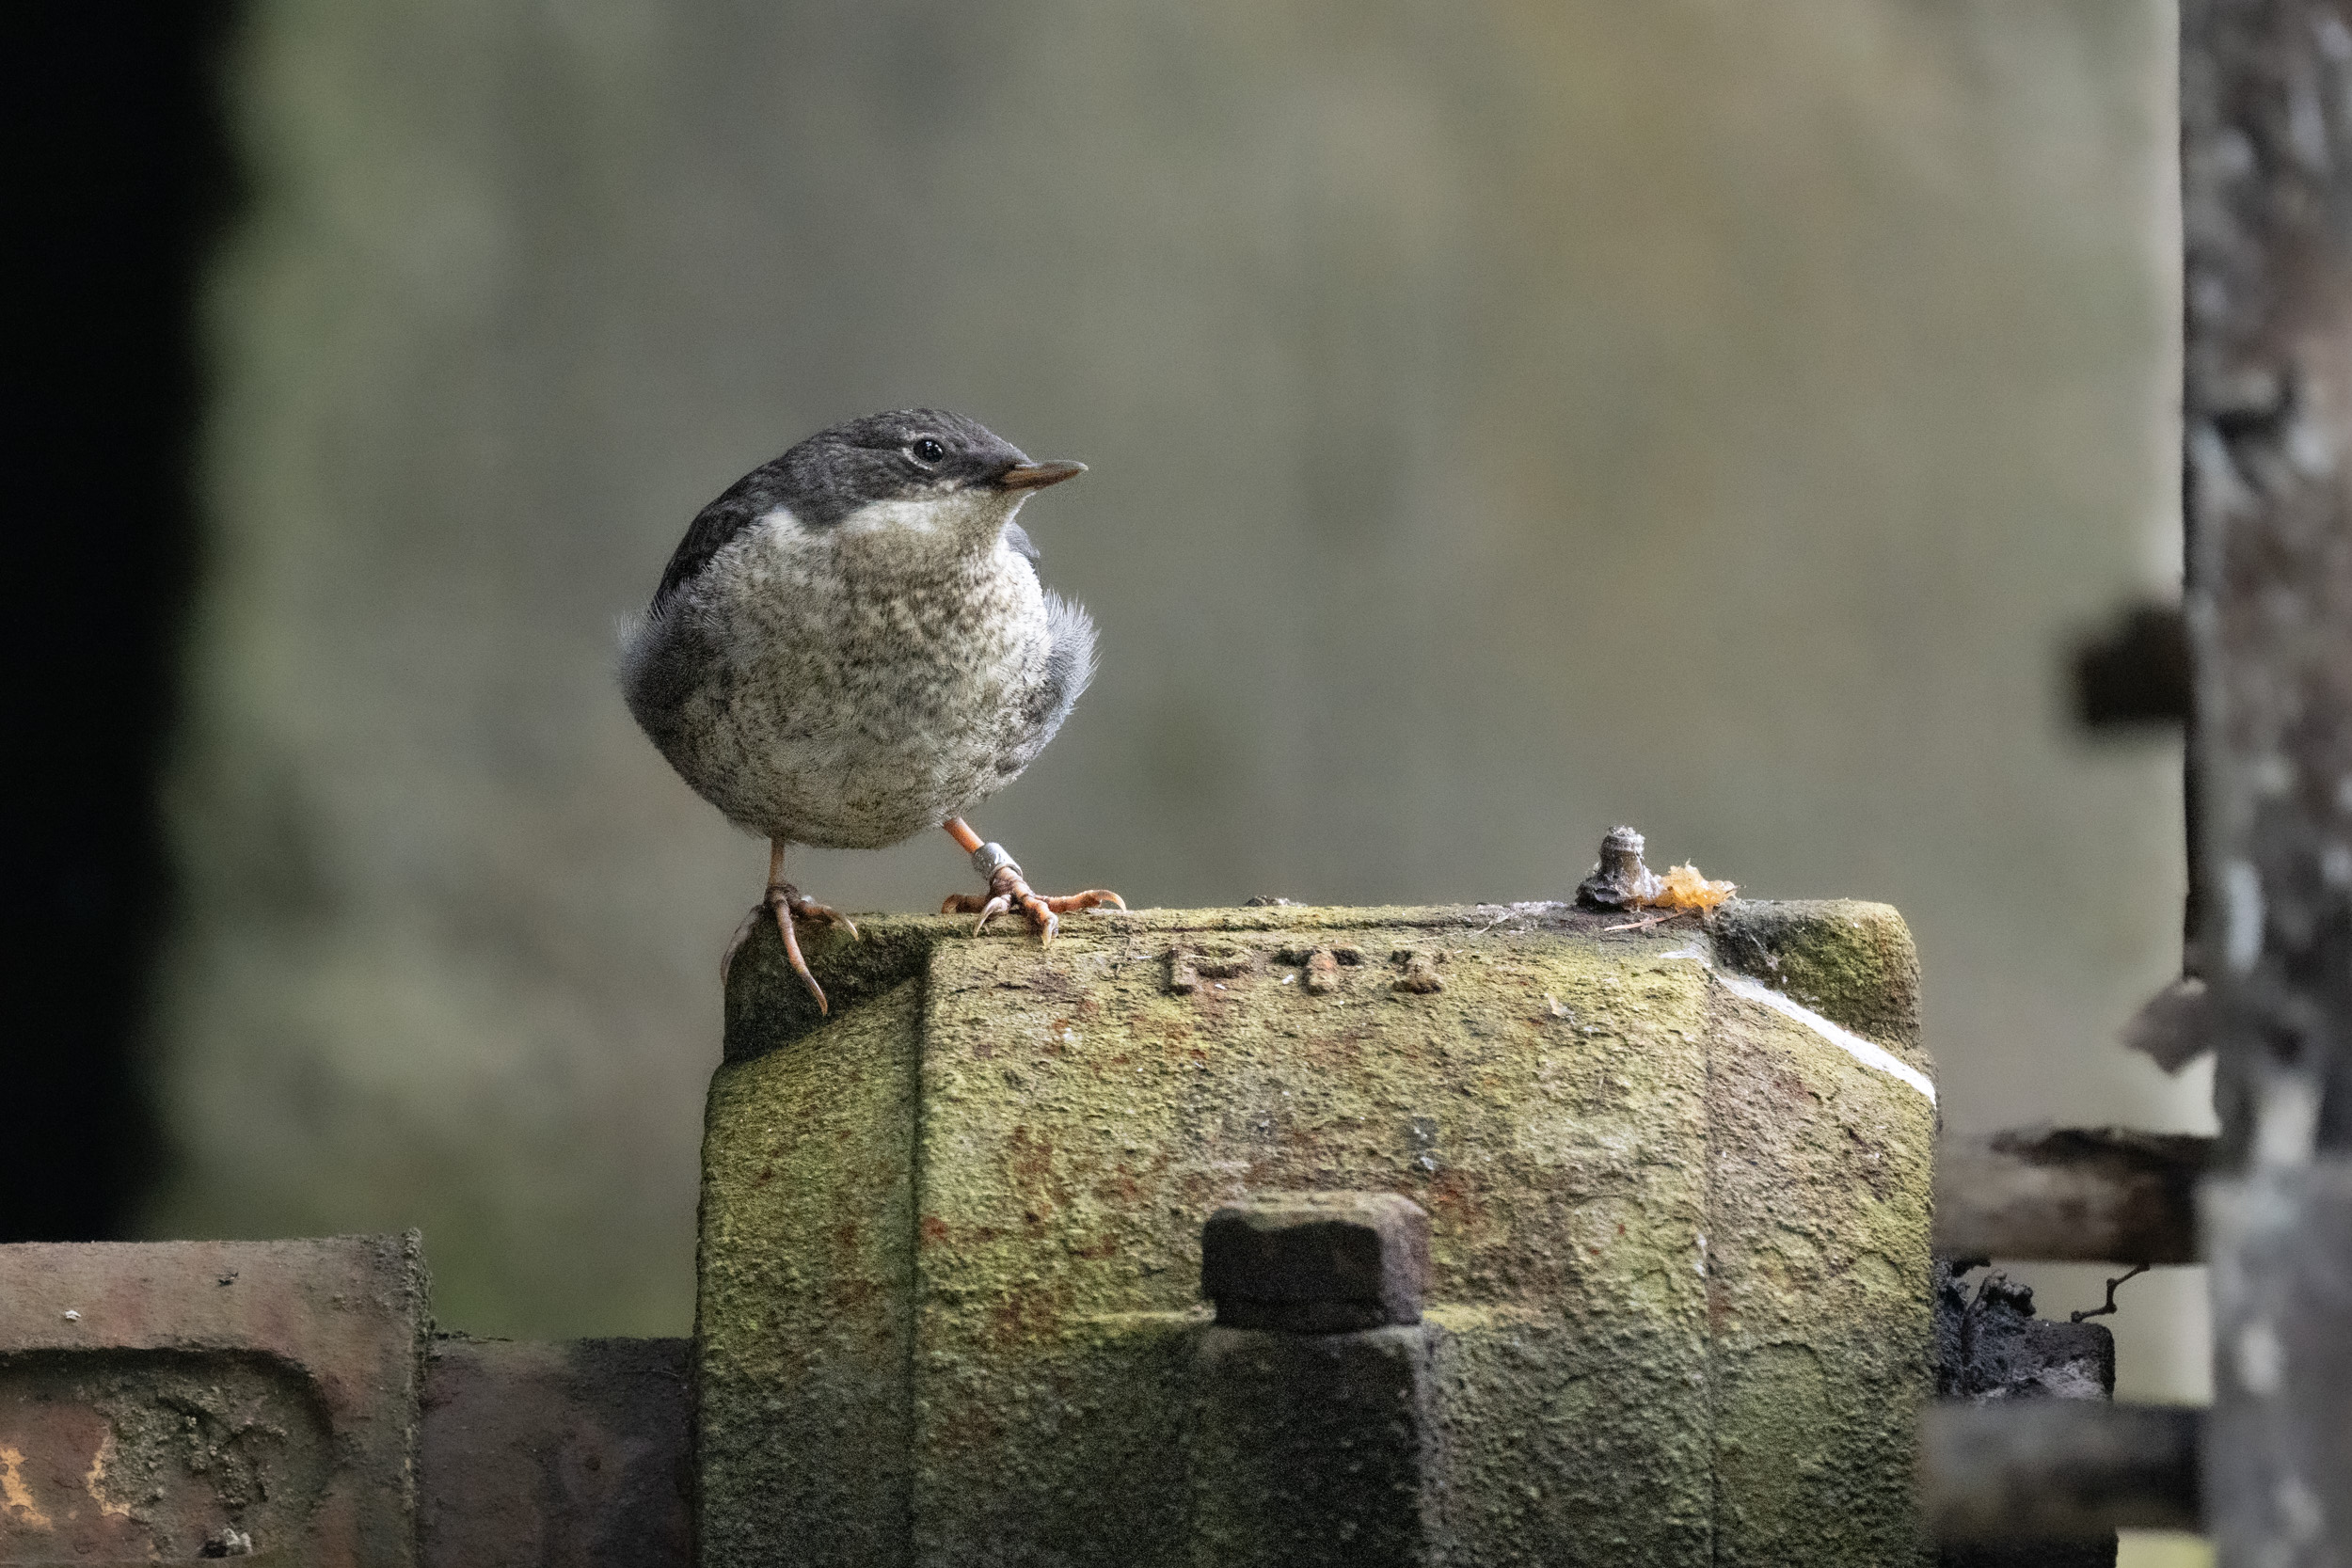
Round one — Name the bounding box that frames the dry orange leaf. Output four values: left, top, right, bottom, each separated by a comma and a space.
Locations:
1644, 863, 1737, 911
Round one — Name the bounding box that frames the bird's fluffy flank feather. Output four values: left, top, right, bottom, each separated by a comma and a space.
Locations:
1037, 591, 1098, 743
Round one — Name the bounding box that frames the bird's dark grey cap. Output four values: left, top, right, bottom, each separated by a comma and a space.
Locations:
759, 408, 1038, 526
651, 409, 1076, 607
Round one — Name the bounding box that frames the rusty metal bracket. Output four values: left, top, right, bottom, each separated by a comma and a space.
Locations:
0, 1236, 428, 1567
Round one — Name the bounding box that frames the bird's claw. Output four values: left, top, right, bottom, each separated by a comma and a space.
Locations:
942, 869, 1124, 944
722, 883, 857, 1014
971, 892, 1017, 936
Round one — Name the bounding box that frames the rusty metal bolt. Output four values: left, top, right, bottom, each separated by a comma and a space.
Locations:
1576, 824, 1662, 911
1200, 1192, 1430, 1332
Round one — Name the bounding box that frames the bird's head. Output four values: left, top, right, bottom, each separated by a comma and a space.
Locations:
769, 408, 1083, 557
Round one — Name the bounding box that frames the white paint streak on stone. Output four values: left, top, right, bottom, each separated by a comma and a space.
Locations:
1658, 942, 1935, 1104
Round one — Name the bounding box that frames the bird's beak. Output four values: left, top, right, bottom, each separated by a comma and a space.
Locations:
996, 460, 1087, 491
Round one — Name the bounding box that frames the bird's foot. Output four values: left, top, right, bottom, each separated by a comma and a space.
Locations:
942, 850, 1123, 946
723, 883, 859, 1013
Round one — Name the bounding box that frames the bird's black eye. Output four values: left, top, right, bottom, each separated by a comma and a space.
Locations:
910, 437, 946, 466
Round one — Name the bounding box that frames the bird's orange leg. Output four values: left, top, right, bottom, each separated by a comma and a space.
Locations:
939, 817, 1124, 944
723, 840, 858, 1012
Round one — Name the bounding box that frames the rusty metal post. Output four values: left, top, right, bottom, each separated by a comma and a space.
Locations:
2184, 1, 2352, 1560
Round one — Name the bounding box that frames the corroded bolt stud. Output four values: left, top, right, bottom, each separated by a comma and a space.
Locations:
1576, 824, 1662, 911
1391, 952, 1444, 993
1200, 1192, 1430, 1332
1304, 949, 1341, 994
1168, 945, 1253, 993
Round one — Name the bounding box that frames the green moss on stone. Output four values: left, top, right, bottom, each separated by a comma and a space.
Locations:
700, 975, 923, 1566
699, 902, 1935, 1566
1710, 899, 1928, 1071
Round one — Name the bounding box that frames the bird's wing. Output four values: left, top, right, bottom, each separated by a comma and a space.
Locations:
617, 599, 717, 752
652, 486, 767, 610
1002, 521, 1041, 563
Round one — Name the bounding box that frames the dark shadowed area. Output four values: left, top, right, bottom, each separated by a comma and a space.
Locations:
5, 7, 232, 1243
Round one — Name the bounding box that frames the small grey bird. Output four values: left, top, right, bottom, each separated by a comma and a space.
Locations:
621, 408, 1122, 1011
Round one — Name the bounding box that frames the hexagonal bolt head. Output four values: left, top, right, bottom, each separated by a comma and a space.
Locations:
1200, 1192, 1430, 1332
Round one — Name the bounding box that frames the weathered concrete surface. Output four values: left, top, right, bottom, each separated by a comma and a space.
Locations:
1709, 899, 1926, 1066
698, 900, 1937, 1565
0, 1234, 427, 1566
699, 975, 920, 1567
418, 1336, 691, 1568
1705, 917, 1937, 1567
1190, 1324, 1438, 1567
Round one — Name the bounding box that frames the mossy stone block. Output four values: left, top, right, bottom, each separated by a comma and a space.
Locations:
698, 902, 1936, 1566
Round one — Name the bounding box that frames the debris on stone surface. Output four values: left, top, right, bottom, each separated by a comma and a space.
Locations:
1933, 1260, 2115, 1403
2068, 1262, 2150, 1323
1931, 1260, 2122, 1568
1575, 825, 1737, 914
1649, 862, 1737, 911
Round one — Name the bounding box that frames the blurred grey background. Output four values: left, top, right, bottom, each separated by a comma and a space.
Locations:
151, 0, 2205, 1428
